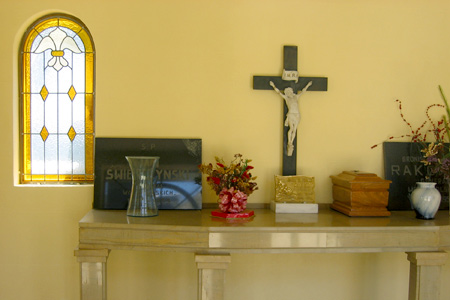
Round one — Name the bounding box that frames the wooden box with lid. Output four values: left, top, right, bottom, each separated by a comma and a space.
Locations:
330, 171, 391, 216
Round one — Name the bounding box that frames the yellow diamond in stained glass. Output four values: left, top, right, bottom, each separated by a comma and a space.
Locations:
40, 85, 49, 101
40, 126, 49, 141
68, 86, 77, 101
68, 126, 76, 141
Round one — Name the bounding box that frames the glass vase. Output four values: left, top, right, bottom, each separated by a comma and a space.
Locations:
126, 156, 159, 217
411, 182, 441, 220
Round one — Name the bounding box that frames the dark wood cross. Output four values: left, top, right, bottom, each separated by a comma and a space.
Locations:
253, 45, 327, 176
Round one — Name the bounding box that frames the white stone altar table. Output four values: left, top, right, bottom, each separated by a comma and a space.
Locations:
74, 206, 450, 300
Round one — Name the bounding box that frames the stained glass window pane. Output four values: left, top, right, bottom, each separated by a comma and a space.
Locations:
72, 95, 85, 132
58, 67, 72, 93
73, 135, 85, 174
30, 54, 44, 92
45, 135, 58, 175
31, 137, 44, 174
73, 55, 85, 93
44, 94, 58, 134
44, 64, 57, 92
59, 136, 72, 174
30, 94, 44, 133
58, 95, 72, 134
20, 14, 95, 184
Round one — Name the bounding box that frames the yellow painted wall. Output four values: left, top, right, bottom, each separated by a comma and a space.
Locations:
1, 0, 450, 299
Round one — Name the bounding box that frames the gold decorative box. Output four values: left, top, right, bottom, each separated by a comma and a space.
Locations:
330, 171, 391, 217
275, 175, 315, 203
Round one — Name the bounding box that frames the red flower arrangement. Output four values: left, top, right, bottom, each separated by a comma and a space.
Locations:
198, 154, 258, 213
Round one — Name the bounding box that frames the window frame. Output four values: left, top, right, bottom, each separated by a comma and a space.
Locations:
19, 13, 95, 184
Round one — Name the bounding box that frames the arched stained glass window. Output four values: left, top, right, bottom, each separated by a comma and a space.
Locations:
19, 14, 95, 184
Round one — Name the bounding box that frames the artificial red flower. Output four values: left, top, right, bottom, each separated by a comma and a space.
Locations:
210, 177, 221, 185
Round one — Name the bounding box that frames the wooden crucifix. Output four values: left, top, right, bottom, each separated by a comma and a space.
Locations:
253, 45, 327, 176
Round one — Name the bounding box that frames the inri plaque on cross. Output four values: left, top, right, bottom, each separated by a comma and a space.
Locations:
253, 45, 327, 176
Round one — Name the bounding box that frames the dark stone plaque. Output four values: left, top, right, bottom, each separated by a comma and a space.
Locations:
383, 142, 449, 210
93, 138, 202, 210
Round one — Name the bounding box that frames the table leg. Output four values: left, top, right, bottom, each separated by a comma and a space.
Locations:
406, 251, 448, 300
74, 249, 110, 300
195, 254, 231, 300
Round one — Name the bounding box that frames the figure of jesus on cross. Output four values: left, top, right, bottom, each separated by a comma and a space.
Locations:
269, 80, 313, 156
253, 45, 327, 176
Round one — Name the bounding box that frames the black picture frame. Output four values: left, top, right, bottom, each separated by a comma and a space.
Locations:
93, 137, 202, 210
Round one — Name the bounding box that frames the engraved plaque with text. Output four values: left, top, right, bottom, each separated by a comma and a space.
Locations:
383, 142, 449, 210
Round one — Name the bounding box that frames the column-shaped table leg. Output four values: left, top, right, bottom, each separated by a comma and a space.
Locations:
406, 251, 448, 300
195, 254, 231, 300
74, 249, 110, 300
